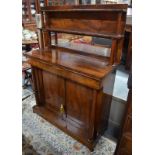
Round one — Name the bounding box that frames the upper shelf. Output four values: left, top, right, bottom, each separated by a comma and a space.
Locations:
41, 8, 127, 12
39, 4, 128, 39
41, 4, 128, 12
43, 28, 124, 39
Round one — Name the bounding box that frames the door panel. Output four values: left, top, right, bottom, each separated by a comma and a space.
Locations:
66, 80, 93, 137
42, 71, 65, 114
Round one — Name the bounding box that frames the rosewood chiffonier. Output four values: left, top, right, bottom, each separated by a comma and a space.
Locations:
25, 4, 128, 151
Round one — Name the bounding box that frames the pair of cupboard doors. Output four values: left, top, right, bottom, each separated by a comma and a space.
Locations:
32, 65, 114, 150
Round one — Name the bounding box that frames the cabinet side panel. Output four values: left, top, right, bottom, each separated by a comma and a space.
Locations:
31, 67, 45, 106
96, 69, 116, 135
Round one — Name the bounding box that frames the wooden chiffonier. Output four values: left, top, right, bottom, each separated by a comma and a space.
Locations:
25, 4, 128, 151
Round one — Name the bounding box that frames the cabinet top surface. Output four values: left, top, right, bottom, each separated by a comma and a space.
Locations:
25, 46, 113, 79
41, 4, 128, 12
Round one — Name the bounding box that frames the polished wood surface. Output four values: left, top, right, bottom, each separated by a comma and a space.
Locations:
41, 4, 128, 10
39, 4, 127, 64
25, 47, 112, 80
31, 66, 116, 150
42, 5, 127, 39
25, 4, 127, 151
43, 71, 65, 112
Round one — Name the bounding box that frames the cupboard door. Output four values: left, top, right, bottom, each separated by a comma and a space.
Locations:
42, 71, 65, 115
66, 80, 93, 139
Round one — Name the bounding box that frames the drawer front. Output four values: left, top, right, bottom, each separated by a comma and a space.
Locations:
28, 59, 101, 89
